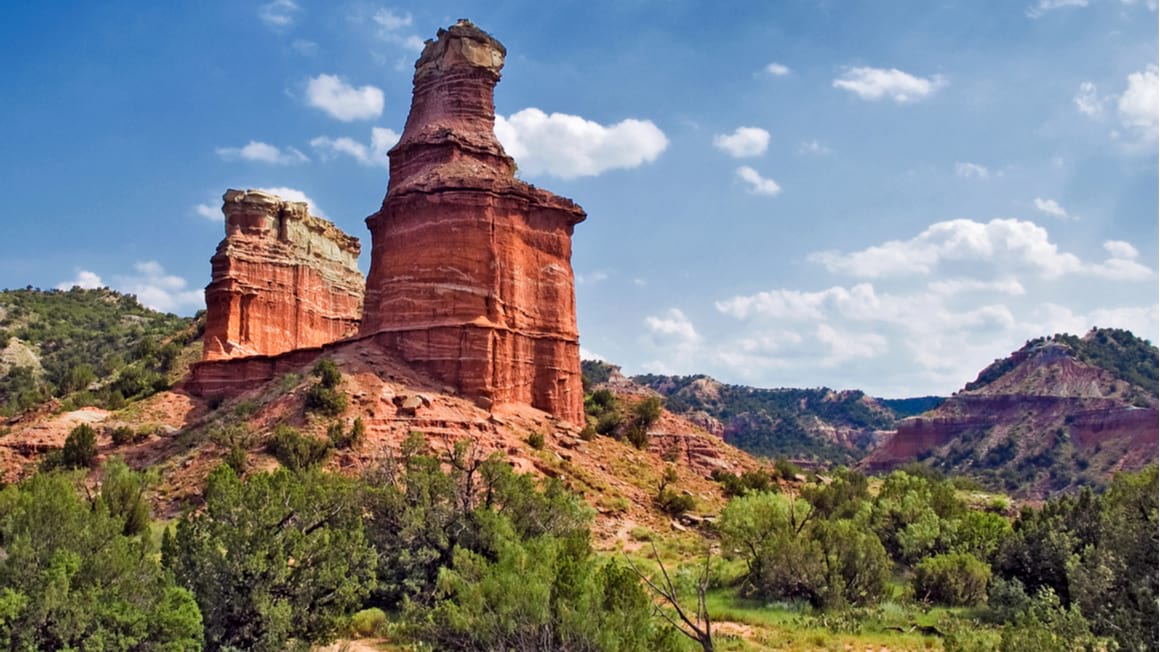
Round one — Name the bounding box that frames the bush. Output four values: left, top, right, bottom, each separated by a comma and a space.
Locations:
327, 417, 365, 450
109, 425, 136, 447
211, 423, 254, 474
0, 472, 203, 650
62, 423, 98, 469
655, 488, 695, 517
526, 431, 545, 450
914, 553, 991, 606
163, 466, 374, 651
312, 358, 342, 388
305, 385, 347, 417
268, 424, 331, 472
349, 607, 388, 637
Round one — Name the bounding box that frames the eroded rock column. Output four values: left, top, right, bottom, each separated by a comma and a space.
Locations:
360, 20, 586, 424
203, 189, 364, 360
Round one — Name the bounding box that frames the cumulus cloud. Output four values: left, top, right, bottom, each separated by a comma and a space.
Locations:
807, 218, 1153, 281
735, 166, 782, 196
493, 108, 668, 179
645, 309, 700, 345
1026, 0, 1087, 18
1103, 240, 1139, 260
955, 162, 990, 179
310, 127, 399, 167
113, 262, 203, 314
799, 140, 830, 155
713, 127, 771, 158
373, 8, 425, 51
194, 203, 221, 221
579, 346, 605, 361
259, 0, 299, 29
1118, 64, 1158, 142
816, 324, 889, 366
305, 74, 384, 122
833, 67, 946, 103
215, 141, 308, 165
765, 62, 791, 77
1032, 197, 1070, 219
1074, 81, 1105, 117
255, 187, 326, 217
56, 270, 105, 291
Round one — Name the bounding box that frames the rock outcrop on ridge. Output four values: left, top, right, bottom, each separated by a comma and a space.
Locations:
202, 189, 364, 361
359, 20, 587, 424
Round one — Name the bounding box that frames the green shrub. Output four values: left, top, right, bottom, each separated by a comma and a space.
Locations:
305, 385, 347, 417
527, 431, 545, 450
349, 607, 388, 637
579, 424, 596, 441
625, 424, 648, 449
268, 424, 331, 472
326, 417, 365, 450
312, 358, 342, 388
655, 488, 695, 516
211, 423, 254, 474
109, 425, 136, 447
914, 552, 991, 606
62, 423, 98, 469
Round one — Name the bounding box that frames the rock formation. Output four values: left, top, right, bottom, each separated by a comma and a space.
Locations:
359, 20, 587, 424
202, 189, 364, 360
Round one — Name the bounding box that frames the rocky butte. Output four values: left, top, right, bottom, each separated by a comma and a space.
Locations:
201, 189, 364, 361
189, 21, 587, 425
359, 20, 587, 424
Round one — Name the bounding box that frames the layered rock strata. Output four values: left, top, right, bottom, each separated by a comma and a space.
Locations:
359, 21, 586, 424
202, 189, 364, 360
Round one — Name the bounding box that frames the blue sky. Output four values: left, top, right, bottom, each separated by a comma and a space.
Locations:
1, 0, 1156, 396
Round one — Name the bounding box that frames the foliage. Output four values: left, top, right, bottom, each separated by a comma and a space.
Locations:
871, 470, 965, 565
361, 435, 591, 609
0, 471, 202, 650
327, 417, 365, 449
349, 607, 388, 637
304, 358, 348, 416
268, 423, 332, 471
109, 425, 135, 446
0, 287, 197, 416
61, 423, 98, 469
580, 359, 618, 391
163, 465, 375, 651
413, 527, 678, 652
913, 553, 991, 606
711, 468, 775, 497
210, 422, 254, 474
527, 430, 545, 449
97, 457, 153, 537
585, 388, 622, 436
997, 587, 1106, 651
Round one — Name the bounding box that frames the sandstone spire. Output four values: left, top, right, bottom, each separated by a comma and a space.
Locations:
203, 189, 364, 360
360, 20, 587, 424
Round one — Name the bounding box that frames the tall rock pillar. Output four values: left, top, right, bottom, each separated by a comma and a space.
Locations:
360, 20, 586, 424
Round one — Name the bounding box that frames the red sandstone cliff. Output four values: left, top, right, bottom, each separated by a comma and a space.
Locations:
862, 331, 1158, 495
359, 20, 587, 424
202, 189, 364, 361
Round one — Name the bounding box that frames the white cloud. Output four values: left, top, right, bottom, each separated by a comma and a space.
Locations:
1032, 197, 1070, 219
373, 8, 412, 30
1026, 0, 1088, 18
1074, 81, 1105, 117
194, 203, 221, 221
56, 270, 105, 291
576, 270, 610, 285
713, 126, 771, 158
833, 67, 946, 103
645, 309, 700, 345
735, 166, 782, 196
807, 218, 1153, 281
113, 261, 203, 315
1103, 240, 1139, 260
259, 0, 299, 29
927, 277, 1025, 296
955, 162, 990, 179
765, 62, 791, 77
215, 141, 308, 165
493, 108, 668, 179
305, 74, 384, 122
1117, 64, 1158, 142
373, 8, 425, 52
816, 324, 889, 366
310, 127, 399, 168
255, 187, 326, 218
579, 346, 605, 361
798, 140, 831, 155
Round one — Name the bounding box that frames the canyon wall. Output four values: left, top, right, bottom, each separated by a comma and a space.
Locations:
202, 189, 364, 361
359, 21, 586, 424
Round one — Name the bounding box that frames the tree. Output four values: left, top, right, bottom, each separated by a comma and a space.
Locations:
61, 423, 98, 469
0, 472, 202, 650
163, 466, 375, 651
913, 553, 991, 606
624, 543, 715, 652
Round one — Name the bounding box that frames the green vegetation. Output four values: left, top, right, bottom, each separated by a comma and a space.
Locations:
60, 423, 98, 469
0, 287, 198, 416
0, 469, 202, 650
304, 358, 348, 416
268, 423, 332, 471
634, 374, 896, 462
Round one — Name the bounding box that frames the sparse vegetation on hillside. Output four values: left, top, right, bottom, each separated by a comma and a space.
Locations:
0, 287, 199, 416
